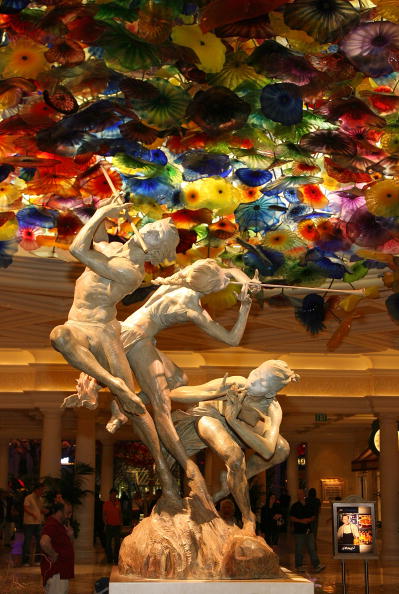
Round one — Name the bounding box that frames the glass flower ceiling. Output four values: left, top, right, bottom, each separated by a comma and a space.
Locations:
1, 0, 399, 345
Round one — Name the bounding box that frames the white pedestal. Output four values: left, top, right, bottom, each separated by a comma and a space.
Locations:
109, 567, 314, 593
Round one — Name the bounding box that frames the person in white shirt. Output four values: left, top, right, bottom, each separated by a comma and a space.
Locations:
337, 514, 359, 544
22, 483, 45, 566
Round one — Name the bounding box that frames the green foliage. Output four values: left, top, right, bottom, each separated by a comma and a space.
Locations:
42, 461, 94, 507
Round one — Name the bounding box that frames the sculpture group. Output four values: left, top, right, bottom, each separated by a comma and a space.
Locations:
51, 202, 299, 579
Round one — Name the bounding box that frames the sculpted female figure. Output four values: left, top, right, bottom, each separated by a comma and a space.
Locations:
115, 259, 259, 503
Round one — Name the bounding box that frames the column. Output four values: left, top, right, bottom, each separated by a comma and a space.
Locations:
100, 437, 114, 501
0, 437, 9, 489
40, 407, 62, 478
74, 409, 96, 563
379, 413, 399, 562
286, 441, 299, 501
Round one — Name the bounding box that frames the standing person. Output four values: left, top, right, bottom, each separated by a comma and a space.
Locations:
261, 493, 283, 547
103, 488, 122, 565
40, 501, 74, 594
290, 489, 325, 573
22, 483, 45, 566
306, 488, 321, 548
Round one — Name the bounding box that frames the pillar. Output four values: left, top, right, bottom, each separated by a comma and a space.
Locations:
40, 407, 62, 478
100, 437, 114, 501
74, 409, 96, 562
286, 440, 299, 501
379, 413, 399, 562
0, 437, 9, 489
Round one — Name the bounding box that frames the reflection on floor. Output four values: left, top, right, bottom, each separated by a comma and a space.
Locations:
1, 524, 398, 593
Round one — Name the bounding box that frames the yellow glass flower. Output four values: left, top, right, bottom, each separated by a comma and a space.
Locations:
365, 179, 399, 217
0, 179, 25, 208
201, 282, 238, 315
209, 51, 260, 90
380, 132, 399, 155
182, 178, 241, 216
1, 38, 48, 79
0, 217, 17, 240
263, 228, 303, 252
171, 24, 226, 73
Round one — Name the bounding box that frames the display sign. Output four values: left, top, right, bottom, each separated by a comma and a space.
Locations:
332, 502, 378, 560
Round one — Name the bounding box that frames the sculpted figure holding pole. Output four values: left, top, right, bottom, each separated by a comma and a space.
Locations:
50, 201, 181, 501
166, 360, 299, 534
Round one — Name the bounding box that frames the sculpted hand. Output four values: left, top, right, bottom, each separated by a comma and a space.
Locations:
234, 284, 252, 308
224, 385, 243, 422
248, 269, 262, 294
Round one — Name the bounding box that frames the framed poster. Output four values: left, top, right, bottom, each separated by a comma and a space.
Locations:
332, 502, 378, 559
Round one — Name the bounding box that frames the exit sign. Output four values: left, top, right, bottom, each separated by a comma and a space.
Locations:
315, 413, 328, 422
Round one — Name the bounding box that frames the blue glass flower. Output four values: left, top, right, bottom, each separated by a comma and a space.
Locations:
260, 83, 303, 125
16, 206, 57, 229
122, 176, 177, 207
176, 150, 231, 182
243, 246, 285, 276
235, 168, 272, 187
234, 196, 281, 233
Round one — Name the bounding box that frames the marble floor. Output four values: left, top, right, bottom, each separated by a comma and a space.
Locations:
1, 524, 398, 593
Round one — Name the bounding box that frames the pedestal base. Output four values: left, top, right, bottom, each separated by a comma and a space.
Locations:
110, 567, 313, 593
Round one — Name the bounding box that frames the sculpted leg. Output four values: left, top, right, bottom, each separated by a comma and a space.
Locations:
213, 436, 290, 502
196, 416, 256, 534
128, 343, 215, 511
50, 324, 144, 415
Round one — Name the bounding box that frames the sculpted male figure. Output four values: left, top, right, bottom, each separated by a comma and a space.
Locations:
50, 202, 180, 500
166, 360, 299, 533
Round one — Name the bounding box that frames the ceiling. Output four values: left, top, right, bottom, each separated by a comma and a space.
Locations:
0, 254, 397, 355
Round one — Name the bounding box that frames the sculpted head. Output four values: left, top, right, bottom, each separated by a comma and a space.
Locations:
245, 359, 299, 398
130, 218, 179, 265
153, 259, 230, 294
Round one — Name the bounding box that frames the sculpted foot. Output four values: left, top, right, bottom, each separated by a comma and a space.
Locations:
106, 401, 129, 434
242, 515, 257, 536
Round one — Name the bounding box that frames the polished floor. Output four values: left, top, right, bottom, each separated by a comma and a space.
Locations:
1, 512, 398, 593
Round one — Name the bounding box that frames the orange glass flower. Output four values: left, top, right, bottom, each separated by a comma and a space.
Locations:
297, 220, 319, 242
299, 184, 328, 208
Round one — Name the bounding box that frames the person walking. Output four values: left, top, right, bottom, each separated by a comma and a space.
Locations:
22, 483, 45, 566
290, 489, 325, 573
103, 488, 122, 564
40, 501, 74, 594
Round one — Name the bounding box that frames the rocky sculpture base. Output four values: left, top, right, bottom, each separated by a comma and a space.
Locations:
119, 497, 281, 580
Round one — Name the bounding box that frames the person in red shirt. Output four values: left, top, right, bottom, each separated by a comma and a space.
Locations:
40, 502, 74, 594
103, 488, 122, 564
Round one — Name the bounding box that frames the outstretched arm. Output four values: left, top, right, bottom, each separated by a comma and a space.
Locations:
186, 288, 252, 346
169, 375, 246, 404
225, 394, 283, 460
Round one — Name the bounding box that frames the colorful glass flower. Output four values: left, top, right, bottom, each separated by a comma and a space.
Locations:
260, 83, 303, 125
171, 24, 226, 73
340, 21, 399, 76
365, 179, 399, 218
283, 0, 359, 44
1, 38, 48, 78
186, 87, 250, 136
234, 196, 280, 233
133, 78, 190, 129
183, 177, 241, 215
299, 184, 328, 208
235, 168, 272, 187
